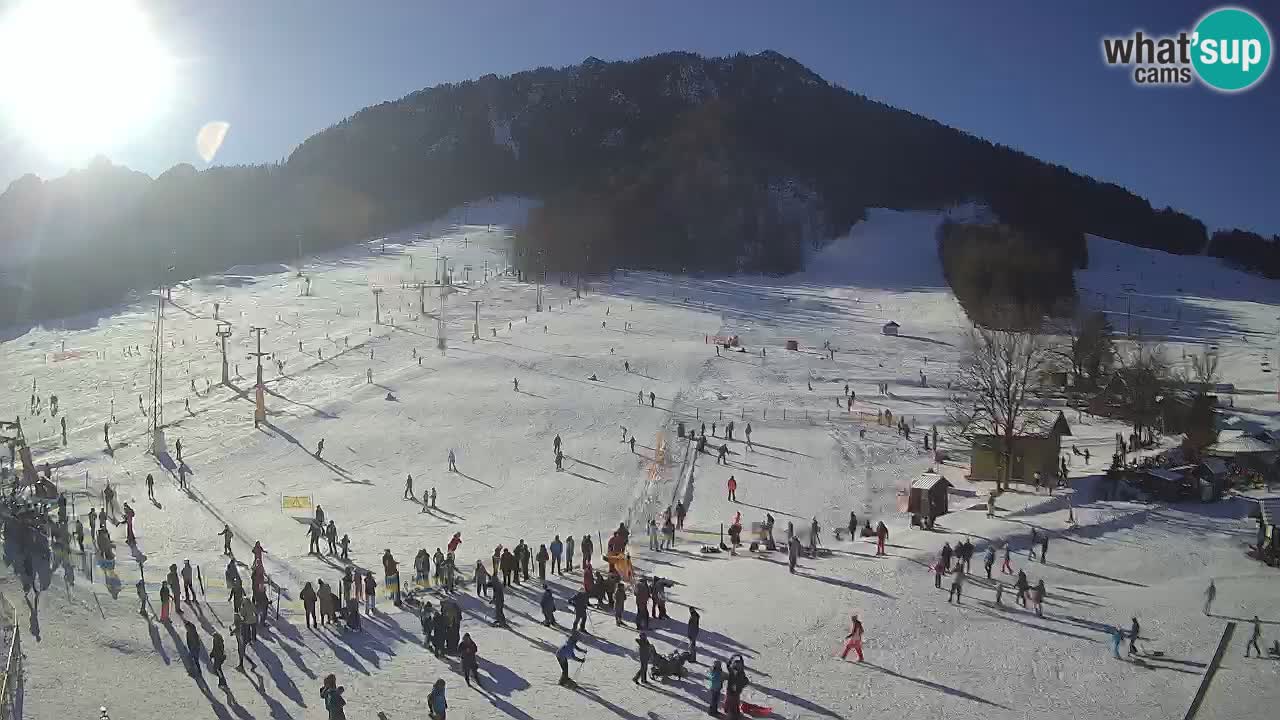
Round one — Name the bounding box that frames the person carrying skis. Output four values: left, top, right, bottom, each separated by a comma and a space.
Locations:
840, 615, 865, 662
539, 585, 558, 626
550, 535, 563, 575
452, 633, 478, 689
557, 632, 586, 685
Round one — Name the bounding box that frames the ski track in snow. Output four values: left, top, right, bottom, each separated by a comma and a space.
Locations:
2, 204, 1279, 719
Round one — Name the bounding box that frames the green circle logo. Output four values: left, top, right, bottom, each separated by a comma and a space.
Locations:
1192, 7, 1272, 92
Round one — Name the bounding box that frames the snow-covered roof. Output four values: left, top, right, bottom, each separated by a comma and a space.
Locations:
1146, 468, 1189, 484
1207, 431, 1276, 456
911, 474, 951, 491
883, 321, 900, 328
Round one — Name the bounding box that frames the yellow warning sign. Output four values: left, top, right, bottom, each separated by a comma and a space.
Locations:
282, 495, 314, 510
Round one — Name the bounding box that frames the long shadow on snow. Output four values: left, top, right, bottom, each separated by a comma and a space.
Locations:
855, 661, 1010, 710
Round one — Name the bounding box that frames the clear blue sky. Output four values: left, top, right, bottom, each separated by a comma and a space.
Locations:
2, 0, 1278, 236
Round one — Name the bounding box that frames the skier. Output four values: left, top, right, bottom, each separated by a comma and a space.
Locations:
460, 633, 480, 688
448, 449, 456, 472
613, 580, 628, 626
182, 560, 196, 603
550, 535, 563, 575
557, 632, 586, 685
1245, 615, 1263, 657
1203, 579, 1216, 616
688, 607, 702, 662
218, 524, 233, 555
1129, 616, 1141, 655
727, 475, 737, 502
571, 589, 590, 633
210, 631, 228, 688
326, 520, 339, 555
404, 474, 414, 500
540, 586, 558, 626
513, 377, 519, 392
634, 633, 653, 685
840, 614, 865, 662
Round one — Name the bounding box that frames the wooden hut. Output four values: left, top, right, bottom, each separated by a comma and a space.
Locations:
882, 321, 900, 336
908, 472, 952, 529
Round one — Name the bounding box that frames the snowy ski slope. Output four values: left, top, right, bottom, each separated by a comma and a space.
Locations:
1, 202, 1277, 719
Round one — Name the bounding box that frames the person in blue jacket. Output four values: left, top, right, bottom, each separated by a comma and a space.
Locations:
708, 660, 725, 717
557, 632, 587, 685
427, 679, 447, 719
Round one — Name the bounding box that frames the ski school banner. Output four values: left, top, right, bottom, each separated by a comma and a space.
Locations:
281, 495, 314, 511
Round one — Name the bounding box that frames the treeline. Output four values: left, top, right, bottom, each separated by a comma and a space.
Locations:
938, 221, 1079, 330
1207, 228, 1280, 277
0, 50, 1245, 326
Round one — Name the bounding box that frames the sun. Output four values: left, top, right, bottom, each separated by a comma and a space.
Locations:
0, 0, 175, 162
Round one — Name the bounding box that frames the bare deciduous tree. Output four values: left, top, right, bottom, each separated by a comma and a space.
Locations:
948, 327, 1051, 491
1048, 310, 1115, 390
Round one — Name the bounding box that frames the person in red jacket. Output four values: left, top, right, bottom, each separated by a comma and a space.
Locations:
447, 532, 462, 554
727, 476, 738, 502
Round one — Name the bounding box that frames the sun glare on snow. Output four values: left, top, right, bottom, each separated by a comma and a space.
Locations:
0, 0, 176, 162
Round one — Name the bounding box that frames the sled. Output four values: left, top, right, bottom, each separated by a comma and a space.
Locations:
739, 701, 773, 717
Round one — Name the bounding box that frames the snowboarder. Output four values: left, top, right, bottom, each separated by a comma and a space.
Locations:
1204, 579, 1216, 616
634, 633, 653, 685
840, 615, 865, 662
557, 632, 586, 685
404, 474, 414, 499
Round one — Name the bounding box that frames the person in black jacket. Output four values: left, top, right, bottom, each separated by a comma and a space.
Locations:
570, 590, 590, 634
613, 582, 628, 627
459, 633, 480, 688
687, 607, 702, 663
500, 549, 515, 587
490, 577, 507, 626
633, 633, 652, 685
184, 620, 204, 677
209, 631, 228, 687
431, 611, 448, 657
536, 544, 549, 581
724, 654, 750, 720
540, 586, 558, 626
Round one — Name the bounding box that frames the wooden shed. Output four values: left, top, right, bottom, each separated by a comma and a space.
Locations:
908, 472, 952, 529
785, 340, 799, 351
882, 321, 900, 336
969, 412, 1072, 485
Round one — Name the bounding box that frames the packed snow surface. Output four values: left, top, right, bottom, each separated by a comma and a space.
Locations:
2, 205, 1278, 719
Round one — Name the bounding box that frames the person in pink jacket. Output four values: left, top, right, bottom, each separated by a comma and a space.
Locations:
840, 614, 864, 662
